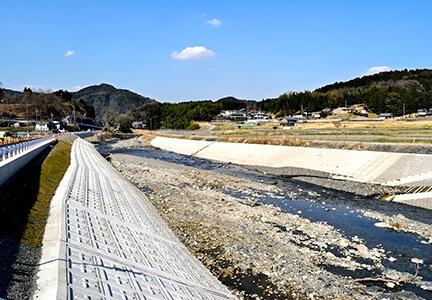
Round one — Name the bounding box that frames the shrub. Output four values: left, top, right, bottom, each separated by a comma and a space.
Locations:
186, 123, 200, 130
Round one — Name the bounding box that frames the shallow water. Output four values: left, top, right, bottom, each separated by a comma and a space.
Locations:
109, 148, 432, 298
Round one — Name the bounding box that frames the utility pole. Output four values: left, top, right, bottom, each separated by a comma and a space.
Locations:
73, 106, 76, 131
26, 103, 29, 137
403, 103, 406, 118
35, 107, 38, 134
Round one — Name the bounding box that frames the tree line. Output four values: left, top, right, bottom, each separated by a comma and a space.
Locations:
257, 86, 432, 117
128, 100, 249, 130
127, 68, 432, 130
256, 68, 432, 117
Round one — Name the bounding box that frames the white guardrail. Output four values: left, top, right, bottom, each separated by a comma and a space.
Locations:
0, 136, 54, 162
0, 135, 64, 185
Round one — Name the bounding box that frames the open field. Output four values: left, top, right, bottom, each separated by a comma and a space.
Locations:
212, 118, 432, 131
144, 119, 432, 148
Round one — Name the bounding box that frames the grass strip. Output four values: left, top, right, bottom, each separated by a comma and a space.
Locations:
21, 140, 72, 247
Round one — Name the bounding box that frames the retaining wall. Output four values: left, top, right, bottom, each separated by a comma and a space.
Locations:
0, 137, 55, 186
150, 136, 432, 185
34, 138, 235, 299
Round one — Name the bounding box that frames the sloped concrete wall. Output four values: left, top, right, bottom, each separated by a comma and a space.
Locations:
152, 137, 213, 156
151, 136, 432, 184
34, 138, 235, 299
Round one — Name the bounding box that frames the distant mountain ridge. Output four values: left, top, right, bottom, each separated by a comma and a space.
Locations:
72, 83, 156, 122
217, 96, 257, 105
3, 89, 22, 96
257, 68, 432, 117
315, 68, 432, 93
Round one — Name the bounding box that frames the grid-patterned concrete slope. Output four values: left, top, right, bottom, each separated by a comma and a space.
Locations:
34, 138, 235, 300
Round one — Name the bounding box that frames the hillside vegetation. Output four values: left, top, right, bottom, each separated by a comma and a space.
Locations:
72, 83, 155, 122
257, 68, 432, 117
0, 88, 94, 121
130, 99, 252, 130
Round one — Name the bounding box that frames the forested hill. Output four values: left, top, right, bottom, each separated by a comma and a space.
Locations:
130, 97, 256, 130
217, 96, 257, 109
3, 89, 22, 96
257, 68, 432, 117
316, 68, 432, 93
72, 83, 156, 122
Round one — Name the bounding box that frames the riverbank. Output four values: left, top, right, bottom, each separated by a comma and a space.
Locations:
99, 137, 432, 299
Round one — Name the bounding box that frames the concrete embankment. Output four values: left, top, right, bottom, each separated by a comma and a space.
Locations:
33, 138, 235, 299
151, 136, 432, 209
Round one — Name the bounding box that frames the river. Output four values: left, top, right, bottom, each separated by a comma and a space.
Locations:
104, 145, 432, 299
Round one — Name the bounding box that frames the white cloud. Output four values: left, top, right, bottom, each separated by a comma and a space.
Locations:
206, 18, 221, 26
64, 50, 75, 57
210, 68, 218, 72
172, 46, 217, 60
363, 66, 391, 76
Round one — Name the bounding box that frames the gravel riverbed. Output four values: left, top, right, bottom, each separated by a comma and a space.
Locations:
97, 137, 432, 300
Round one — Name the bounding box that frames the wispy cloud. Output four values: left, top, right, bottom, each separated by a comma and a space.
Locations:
64, 50, 75, 57
363, 66, 391, 76
206, 18, 221, 26
210, 68, 218, 72
172, 46, 217, 60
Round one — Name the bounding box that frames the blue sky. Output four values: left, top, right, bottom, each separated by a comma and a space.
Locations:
1, 1, 431, 102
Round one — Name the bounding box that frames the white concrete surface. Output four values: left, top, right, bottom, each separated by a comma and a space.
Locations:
392, 196, 432, 210
152, 137, 213, 156
151, 137, 404, 184
33, 138, 235, 299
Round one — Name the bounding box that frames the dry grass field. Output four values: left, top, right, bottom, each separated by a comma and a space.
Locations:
129, 118, 432, 149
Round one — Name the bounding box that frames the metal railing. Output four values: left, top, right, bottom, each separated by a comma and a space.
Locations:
0, 134, 64, 163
